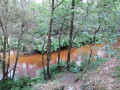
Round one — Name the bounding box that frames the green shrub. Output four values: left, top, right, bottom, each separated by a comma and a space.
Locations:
78, 60, 88, 71
87, 57, 108, 70
73, 56, 108, 72
69, 61, 80, 73
0, 76, 46, 90
50, 61, 67, 78
38, 61, 66, 79
112, 66, 120, 78
33, 33, 102, 53
0, 79, 14, 90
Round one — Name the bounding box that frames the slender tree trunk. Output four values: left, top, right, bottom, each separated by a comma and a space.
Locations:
2, 34, 7, 81
0, 20, 6, 81
12, 31, 23, 79
67, 0, 75, 71
83, 22, 102, 73
2, 21, 8, 81
47, 0, 64, 79
58, 30, 61, 65
6, 37, 10, 79
42, 36, 47, 80
46, 0, 55, 79
58, 19, 66, 65
0, 0, 9, 80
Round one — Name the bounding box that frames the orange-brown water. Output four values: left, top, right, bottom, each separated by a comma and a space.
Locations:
8, 44, 104, 77
7, 38, 120, 77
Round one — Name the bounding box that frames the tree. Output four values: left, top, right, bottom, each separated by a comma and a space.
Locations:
0, 0, 34, 81
83, 21, 102, 73
42, 34, 47, 80
0, 0, 15, 81
46, 0, 64, 79
58, 18, 66, 65
67, 0, 75, 71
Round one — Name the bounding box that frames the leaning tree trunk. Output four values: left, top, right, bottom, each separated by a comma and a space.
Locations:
67, 0, 75, 71
83, 22, 102, 74
12, 31, 23, 79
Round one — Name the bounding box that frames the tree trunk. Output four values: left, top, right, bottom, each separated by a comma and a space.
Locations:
6, 36, 10, 79
83, 22, 102, 73
58, 19, 66, 65
2, 21, 7, 81
67, 0, 75, 71
47, 0, 64, 79
2, 34, 7, 81
58, 29, 61, 65
12, 31, 23, 79
46, 0, 55, 79
42, 36, 47, 80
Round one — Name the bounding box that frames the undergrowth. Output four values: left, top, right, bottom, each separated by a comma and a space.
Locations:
112, 65, 120, 78
0, 57, 108, 90
0, 76, 47, 90
34, 33, 102, 53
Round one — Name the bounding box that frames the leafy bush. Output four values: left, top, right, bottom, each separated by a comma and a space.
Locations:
0, 79, 14, 90
87, 57, 108, 70
0, 57, 108, 90
0, 76, 47, 90
8, 32, 102, 53
50, 61, 66, 78
33, 33, 102, 53
78, 60, 88, 71
69, 56, 108, 73
112, 66, 120, 78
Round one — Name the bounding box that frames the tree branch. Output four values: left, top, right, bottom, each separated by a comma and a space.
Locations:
54, 0, 64, 9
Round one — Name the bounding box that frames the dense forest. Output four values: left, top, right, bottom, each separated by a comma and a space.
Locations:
0, 0, 120, 90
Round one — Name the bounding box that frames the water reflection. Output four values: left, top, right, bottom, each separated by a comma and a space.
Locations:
9, 44, 105, 77
7, 39, 120, 77
97, 49, 105, 57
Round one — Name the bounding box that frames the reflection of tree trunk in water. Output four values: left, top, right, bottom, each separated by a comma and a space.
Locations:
83, 22, 102, 74
42, 36, 47, 80
67, 0, 75, 71
58, 19, 66, 65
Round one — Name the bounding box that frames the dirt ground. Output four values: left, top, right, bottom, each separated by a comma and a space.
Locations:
57, 71, 81, 90
85, 57, 120, 90
34, 56, 120, 90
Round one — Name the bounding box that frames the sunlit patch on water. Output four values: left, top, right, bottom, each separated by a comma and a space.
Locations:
75, 60, 82, 66
97, 49, 105, 57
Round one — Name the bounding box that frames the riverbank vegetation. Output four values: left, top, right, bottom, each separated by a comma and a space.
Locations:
0, 0, 120, 90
